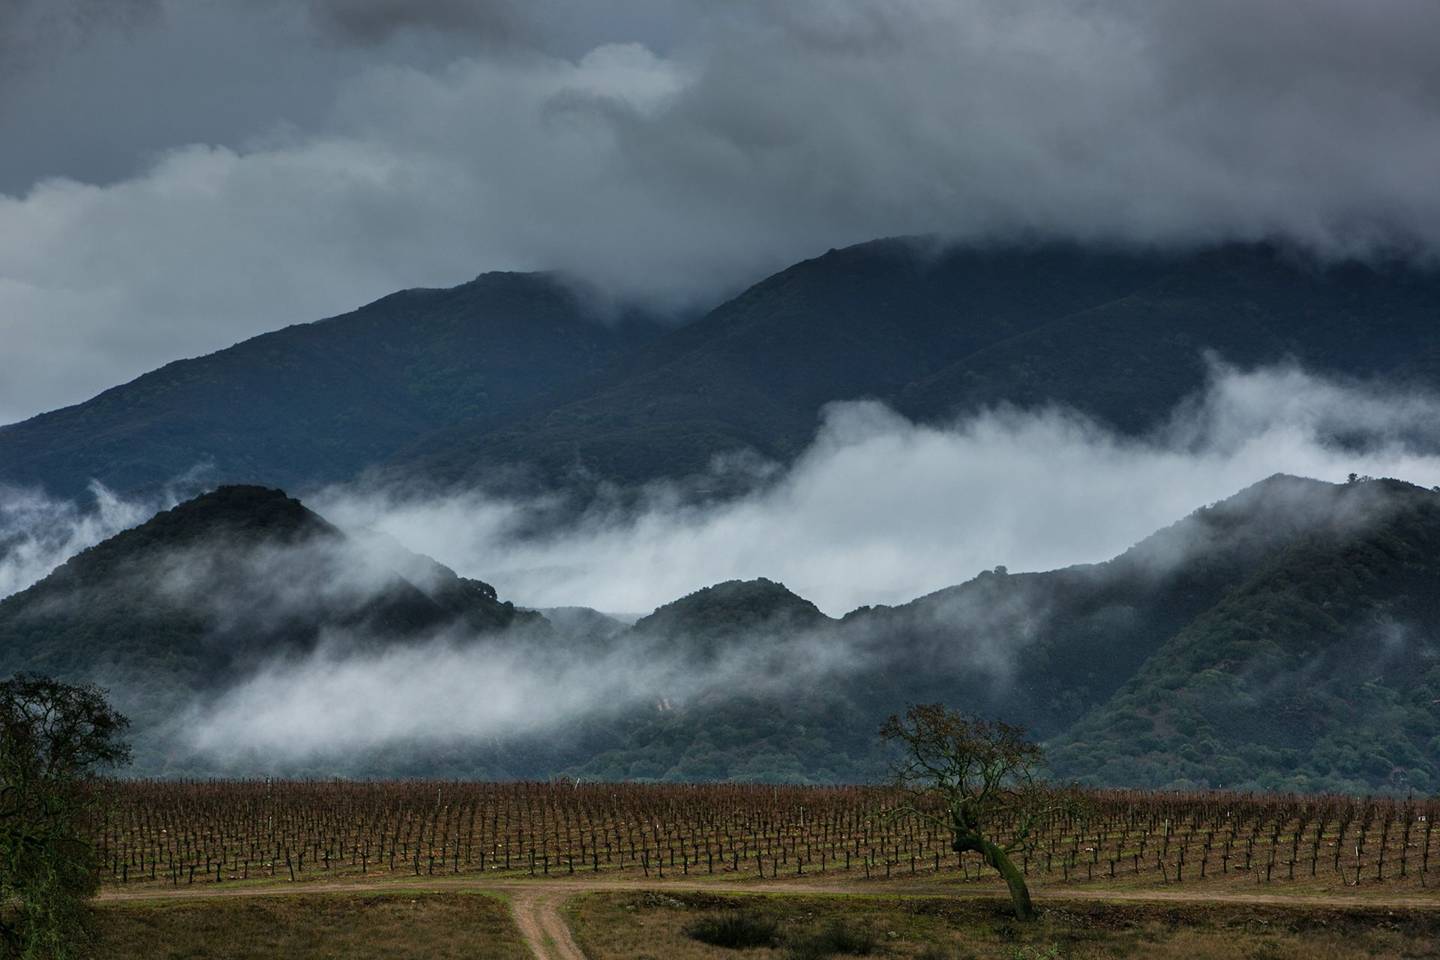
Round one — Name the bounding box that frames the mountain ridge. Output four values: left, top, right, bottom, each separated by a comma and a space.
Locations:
2, 474, 1435, 790
8, 238, 1440, 500
0, 272, 668, 498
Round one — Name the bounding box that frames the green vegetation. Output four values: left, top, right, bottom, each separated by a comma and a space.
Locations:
0, 272, 665, 498
0, 486, 539, 776
1046, 477, 1440, 793
0, 676, 130, 959
1, 475, 1438, 790
883, 706, 1061, 921
571, 475, 1440, 791
686, 911, 782, 949
783, 919, 878, 959
410, 241, 1440, 491
570, 891, 1440, 960
7, 240, 1440, 499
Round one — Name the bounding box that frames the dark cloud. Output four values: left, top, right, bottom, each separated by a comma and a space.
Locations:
3, 1, 1440, 422
302, 0, 525, 46
0, 0, 160, 74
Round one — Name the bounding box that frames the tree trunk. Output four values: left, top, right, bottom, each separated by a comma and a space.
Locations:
954, 834, 1036, 921
982, 840, 1035, 921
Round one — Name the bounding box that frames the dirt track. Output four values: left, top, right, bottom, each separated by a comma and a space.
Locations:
97, 875, 1440, 960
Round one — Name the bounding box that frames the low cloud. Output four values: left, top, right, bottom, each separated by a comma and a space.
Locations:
180, 618, 846, 763
317, 363, 1440, 616
0, 482, 170, 600
8, 362, 1439, 768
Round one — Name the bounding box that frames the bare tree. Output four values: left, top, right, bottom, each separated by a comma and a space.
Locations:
880, 704, 1072, 921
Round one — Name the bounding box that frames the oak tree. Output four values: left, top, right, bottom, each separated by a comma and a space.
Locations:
0, 675, 130, 958
881, 704, 1072, 920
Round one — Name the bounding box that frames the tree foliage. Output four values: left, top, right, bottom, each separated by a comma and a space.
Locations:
882, 704, 1074, 920
0, 675, 129, 959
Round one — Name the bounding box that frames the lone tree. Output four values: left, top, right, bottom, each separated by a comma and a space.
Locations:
0, 675, 129, 959
880, 704, 1072, 921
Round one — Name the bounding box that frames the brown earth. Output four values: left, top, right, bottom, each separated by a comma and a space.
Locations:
97, 872, 1440, 960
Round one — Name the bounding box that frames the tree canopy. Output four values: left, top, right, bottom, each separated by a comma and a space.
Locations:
0, 675, 129, 959
882, 704, 1074, 920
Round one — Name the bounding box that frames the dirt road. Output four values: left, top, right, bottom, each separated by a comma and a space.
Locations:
509, 887, 585, 960
97, 874, 1440, 960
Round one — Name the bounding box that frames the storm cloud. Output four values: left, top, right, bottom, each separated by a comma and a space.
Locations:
4, 0, 1440, 423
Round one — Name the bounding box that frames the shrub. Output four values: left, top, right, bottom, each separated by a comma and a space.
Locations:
685, 911, 781, 949
784, 919, 878, 959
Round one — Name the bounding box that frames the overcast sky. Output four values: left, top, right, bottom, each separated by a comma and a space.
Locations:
3, 0, 1440, 425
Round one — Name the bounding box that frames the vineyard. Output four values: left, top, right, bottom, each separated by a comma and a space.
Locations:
91, 781, 1439, 893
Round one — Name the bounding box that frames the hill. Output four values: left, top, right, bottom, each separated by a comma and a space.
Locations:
1046, 479, 1440, 793
0, 485, 539, 771
1, 476, 1435, 789
8, 240, 1440, 500
0, 273, 665, 498
628, 578, 830, 657
396, 241, 1440, 488
565, 476, 1440, 789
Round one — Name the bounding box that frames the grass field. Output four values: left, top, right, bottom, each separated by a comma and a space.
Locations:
567, 890, 1440, 960
95, 891, 530, 960
91, 874, 1440, 959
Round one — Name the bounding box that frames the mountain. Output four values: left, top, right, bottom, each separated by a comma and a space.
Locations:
831, 474, 1415, 737
0, 273, 666, 498
8, 239, 1440, 501
896, 244, 1440, 430
0, 484, 539, 770
562, 476, 1440, 790
396, 241, 1440, 488
1, 476, 1435, 790
628, 578, 830, 659
1045, 478, 1440, 792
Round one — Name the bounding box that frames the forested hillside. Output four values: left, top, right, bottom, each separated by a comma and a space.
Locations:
1046, 479, 1440, 793
0, 485, 540, 767
570, 475, 1440, 791
393, 242, 1440, 488
1, 475, 1433, 791
0, 273, 665, 498
6, 240, 1440, 499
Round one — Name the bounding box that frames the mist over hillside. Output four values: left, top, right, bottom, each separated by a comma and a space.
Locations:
3, 234, 1440, 795
7, 240, 1440, 508
11, 19, 1440, 960
1, 462, 1436, 792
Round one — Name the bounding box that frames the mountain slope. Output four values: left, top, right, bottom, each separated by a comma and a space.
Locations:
0, 485, 538, 772
0, 273, 665, 498
397, 240, 1183, 485
1, 476, 1435, 789
1046, 479, 1440, 793
7, 240, 1440, 501
898, 245, 1440, 430
563, 477, 1440, 787
397, 241, 1440, 488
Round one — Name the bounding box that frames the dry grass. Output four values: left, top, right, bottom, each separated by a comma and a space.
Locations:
568, 890, 1440, 960
95, 891, 529, 959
